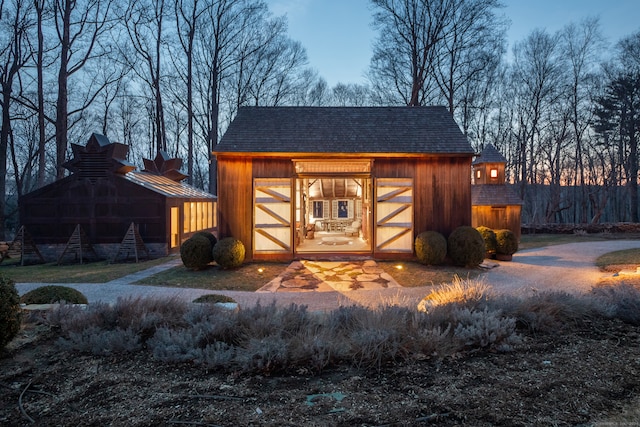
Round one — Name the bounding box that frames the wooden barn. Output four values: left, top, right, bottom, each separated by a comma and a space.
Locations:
471, 144, 523, 240
19, 133, 217, 260
214, 106, 475, 261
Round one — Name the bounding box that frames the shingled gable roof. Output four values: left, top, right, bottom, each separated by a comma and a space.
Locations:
472, 185, 523, 206
215, 106, 473, 155
472, 144, 507, 165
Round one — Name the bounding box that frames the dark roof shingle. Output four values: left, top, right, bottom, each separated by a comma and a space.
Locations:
215, 106, 473, 155
473, 144, 507, 165
472, 184, 523, 205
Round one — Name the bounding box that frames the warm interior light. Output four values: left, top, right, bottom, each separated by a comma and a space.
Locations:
395, 264, 403, 270
258, 268, 264, 273
490, 168, 498, 178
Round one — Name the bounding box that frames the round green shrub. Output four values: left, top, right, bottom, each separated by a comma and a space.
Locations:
20, 285, 88, 304
414, 231, 447, 265
0, 276, 22, 348
192, 231, 217, 249
447, 226, 486, 267
476, 226, 497, 255
180, 234, 214, 270
495, 229, 518, 255
212, 237, 245, 269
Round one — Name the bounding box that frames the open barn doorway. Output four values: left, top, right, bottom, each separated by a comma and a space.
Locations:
294, 165, 372, 256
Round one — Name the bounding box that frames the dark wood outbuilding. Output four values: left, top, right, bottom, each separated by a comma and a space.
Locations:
214, 106, 475, 261
19, 133, 217, 259
471, 144, 523, 240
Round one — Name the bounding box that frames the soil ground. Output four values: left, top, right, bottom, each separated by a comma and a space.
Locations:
3, 240, 640, 426
2, 286, 640, 426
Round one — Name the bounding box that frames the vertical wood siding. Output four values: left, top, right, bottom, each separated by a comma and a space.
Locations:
217, 157, 253, 253
472, 205, 522, 241
375, 157, 471, 238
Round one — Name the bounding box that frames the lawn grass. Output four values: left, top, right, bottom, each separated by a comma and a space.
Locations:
517, 233, 638, 250
595, 248, 640, 270
136, 262, 287, 292
3, 233, 637, 291
140, 260, 482, 291
377, 261, 481, 287
0, 257, 173, 283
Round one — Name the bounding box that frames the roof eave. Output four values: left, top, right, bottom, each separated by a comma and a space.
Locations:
213, 151, 474, 158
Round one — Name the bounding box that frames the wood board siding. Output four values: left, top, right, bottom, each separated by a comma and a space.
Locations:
374, 157, 471, 237
218, 157, 296, 261
252, 158, 294, 178
217, 154, 472, 260
217, 157, 253, 252
472, 205, 522, 241
21, 177, 168, 244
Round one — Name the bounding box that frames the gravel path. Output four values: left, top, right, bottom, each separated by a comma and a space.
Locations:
15, 240, 640, 311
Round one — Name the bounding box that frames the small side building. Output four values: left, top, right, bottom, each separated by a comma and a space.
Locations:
19, 133, 217, 259
471, 144, 523, 240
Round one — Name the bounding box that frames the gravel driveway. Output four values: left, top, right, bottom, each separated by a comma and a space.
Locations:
16, 240, 640, 311
482, 239, 640, 295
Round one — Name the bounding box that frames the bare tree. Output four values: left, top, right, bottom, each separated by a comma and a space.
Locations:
174, 0, 211, 184
331, 83, 372, 106
510, 29, 565, 189
33, 0, 47, 186
368, 0, 453, 106
561, 17, 604, 222
52, 0, 115, 179
192, 0, 271, 194
431, 0, 506, 115
0, 0, 32, 238
124, 0, 169, 157
595, 68, 640, 222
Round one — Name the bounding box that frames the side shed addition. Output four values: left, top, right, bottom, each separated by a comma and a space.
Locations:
471, 144, 523, 240
19, 133, 217, 259
214, 106, 475, 261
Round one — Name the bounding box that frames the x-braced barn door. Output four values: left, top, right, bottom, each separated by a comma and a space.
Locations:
254, 178, 292, 255
375, 178, 413, 253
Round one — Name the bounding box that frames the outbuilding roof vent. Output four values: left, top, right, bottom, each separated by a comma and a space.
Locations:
142, 150, 188, 182
62, 133, 135, 181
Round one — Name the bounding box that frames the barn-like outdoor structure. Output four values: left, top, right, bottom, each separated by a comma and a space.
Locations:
19, 133, 217, 260
214, 106, 475, 261
471, 144, 523, 240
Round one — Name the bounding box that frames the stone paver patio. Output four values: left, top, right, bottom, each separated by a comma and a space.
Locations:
257, 260, 401, 293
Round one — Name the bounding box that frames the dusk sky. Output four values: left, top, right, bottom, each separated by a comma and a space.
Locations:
270, 0, 640, 87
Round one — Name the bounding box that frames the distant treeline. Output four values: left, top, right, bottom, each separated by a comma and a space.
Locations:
514, 184, 639, 226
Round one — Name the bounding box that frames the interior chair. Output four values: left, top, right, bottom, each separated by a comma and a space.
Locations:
344, 220, 361, 237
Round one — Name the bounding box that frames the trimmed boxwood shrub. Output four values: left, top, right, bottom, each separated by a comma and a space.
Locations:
212, 237, 245, 269
447, 226, 485, 267
193, 231, 217, 249
414, 231, 447, 265
0, 276, 21, 348
476, 226, 497, 256
495, 229, 518, 255
180, 234, 214, 270
20, 285, 88, 304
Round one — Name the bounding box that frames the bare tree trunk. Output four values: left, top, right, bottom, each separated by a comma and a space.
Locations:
55, 0, 72, 180
35, 0, 46, 187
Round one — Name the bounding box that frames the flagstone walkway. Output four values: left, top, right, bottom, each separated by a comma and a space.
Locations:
257, 260, 401, 293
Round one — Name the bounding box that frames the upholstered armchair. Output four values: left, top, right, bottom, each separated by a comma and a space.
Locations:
344, 220, 361, 237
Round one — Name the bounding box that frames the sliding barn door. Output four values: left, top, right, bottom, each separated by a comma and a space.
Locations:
253, 178, 292, 255
375, 178, 413, 253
